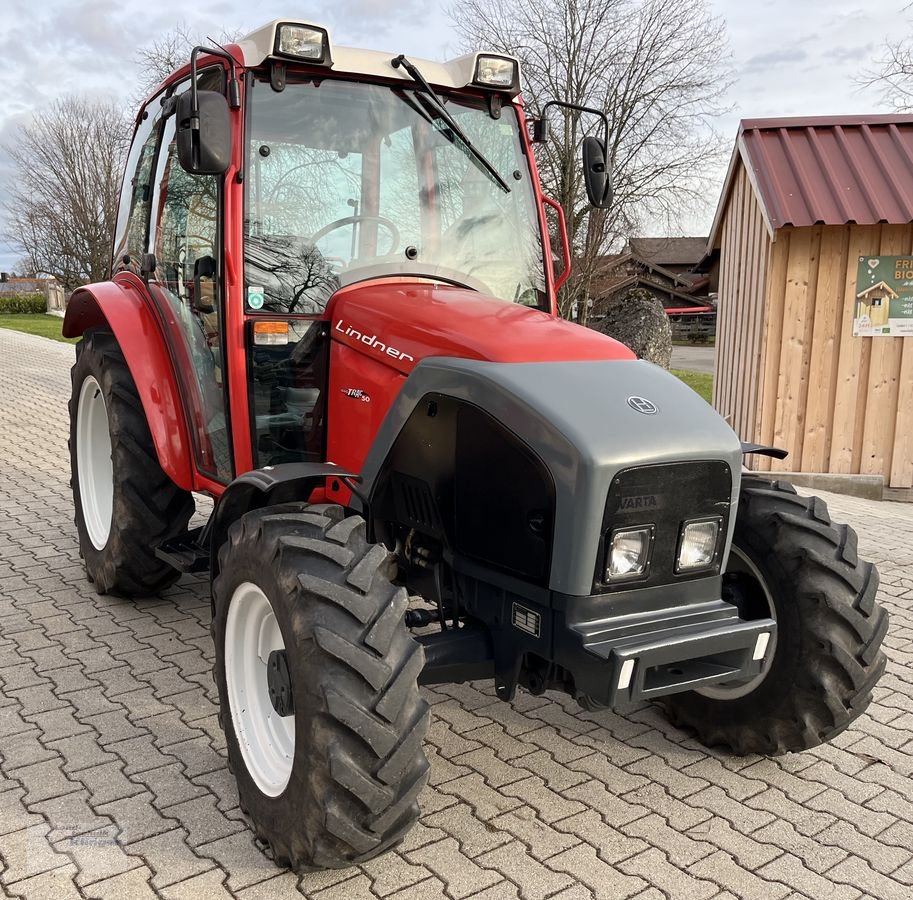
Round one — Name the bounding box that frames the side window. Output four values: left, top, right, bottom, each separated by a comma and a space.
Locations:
148, 107, 232, 482
112, 103, 165, 274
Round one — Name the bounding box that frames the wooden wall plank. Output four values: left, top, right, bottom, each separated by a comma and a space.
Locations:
891, 340, 913, 487
756, 231, 791, 471
735, 171, 757, 440
771, 227, 821, 471
859, 225, 909, 478
711, 162, 771, 462
742, 197, 771, 446
800, 226, 849, 471
829, 226, 882, 473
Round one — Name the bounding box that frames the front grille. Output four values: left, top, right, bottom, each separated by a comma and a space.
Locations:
594, 461, 733, 593
392, 474, 442, 535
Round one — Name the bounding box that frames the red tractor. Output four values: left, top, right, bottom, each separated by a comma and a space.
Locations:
65, 20, 888, 871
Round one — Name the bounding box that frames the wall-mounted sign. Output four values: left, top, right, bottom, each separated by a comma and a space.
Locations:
854, 256, 913, 336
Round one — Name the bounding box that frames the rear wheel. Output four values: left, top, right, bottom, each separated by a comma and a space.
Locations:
212, 503, 430, 870
662, 477, 888, 755
69, 329, 194, 596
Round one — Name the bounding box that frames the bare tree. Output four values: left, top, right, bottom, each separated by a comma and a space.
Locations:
450, 0, 732, 320
860, 7, 913, 110
134, 23, 245, 98
4, 98, 128, 291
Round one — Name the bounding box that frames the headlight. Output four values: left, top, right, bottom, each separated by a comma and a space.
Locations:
676, 518, 721, 572
605, 526, 654, 581
473, 54, 519, 90
274, 23, 331, 63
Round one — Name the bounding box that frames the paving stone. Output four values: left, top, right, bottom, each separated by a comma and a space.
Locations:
312, 873, 378, 900
4, 863, 84, 900
46, 731, 121, 774
160, 794, 244, 847
158, 736, 224, 779
406, 837, 502, 898
129, 828, 216, 890
688, 850, 792, 900
83, 708, 150, 746
84, 866, 160, 900
0, 824, 72, 886
236, 872, 302, 899
546, 843, 648, 899
499, 776, 587, 824
0, 728, 59, 769
0, 788, 44, 837
96, 792, 179, 844
757, 852, 864, 900
618, 847, 718, 899
825, 855, 911, 900
158, 868, 232, 899
10, 757, 82, 804
195, 831, 283, 892
435, 773, 522, 821
77, 761, 145, 805
477, 840, 574, 900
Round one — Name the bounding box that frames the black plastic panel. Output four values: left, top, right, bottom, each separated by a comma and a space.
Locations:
595, 460, 732, 593
372, 393, 555, 584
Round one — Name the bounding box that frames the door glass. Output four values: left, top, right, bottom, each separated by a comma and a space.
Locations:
149, 114, 232, 482
112, 102, 165, 275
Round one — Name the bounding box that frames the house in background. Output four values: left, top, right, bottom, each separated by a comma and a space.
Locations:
588, 237, 716, 340
0, 273, 66, 312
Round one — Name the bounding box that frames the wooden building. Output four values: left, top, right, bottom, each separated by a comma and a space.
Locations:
709, 115, 913, 498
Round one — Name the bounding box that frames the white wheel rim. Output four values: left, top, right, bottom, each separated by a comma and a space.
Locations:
696, 545, 778, 700
224, 582, 295, 796
76, 375, 113, 550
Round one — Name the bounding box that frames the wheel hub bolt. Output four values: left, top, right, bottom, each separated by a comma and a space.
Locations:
267, 649, 294, 717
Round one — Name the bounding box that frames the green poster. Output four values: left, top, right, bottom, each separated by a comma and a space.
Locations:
854, 256, 913, 336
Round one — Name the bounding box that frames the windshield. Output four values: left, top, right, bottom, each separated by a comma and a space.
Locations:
244, 77, 547, 314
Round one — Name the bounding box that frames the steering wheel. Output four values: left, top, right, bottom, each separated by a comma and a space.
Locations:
309, 215, 400, 254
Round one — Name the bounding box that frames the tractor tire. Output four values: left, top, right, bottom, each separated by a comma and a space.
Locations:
662, 477, 888, 756
69, 328, 194, 597
211, 503, 430, 870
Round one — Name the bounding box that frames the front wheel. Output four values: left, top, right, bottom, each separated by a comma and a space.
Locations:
212, 503, 430, 870
662, 477, 888, 755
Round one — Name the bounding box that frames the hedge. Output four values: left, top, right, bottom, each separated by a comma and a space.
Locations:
0, 293, 46, 314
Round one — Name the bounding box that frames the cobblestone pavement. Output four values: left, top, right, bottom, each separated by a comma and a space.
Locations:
1, 326, 912, 900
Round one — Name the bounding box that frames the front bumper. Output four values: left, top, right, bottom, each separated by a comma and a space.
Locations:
556, 594, 775, 708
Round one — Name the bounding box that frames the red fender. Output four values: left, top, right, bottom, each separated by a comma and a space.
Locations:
63, 274, 195, 491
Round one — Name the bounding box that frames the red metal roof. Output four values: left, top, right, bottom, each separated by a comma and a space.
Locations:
710, 115, 913, 243
741, 115, 913, 229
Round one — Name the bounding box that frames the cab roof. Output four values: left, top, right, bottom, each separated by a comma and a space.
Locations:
233, 19, 522, 97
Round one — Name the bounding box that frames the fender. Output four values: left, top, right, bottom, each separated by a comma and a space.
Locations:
63, 274, 194, 491
209, 463, 359, 576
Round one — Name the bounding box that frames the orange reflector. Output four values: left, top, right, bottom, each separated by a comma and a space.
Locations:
253, 320, 289, 345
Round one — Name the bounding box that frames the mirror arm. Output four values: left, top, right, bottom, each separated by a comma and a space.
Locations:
189, 45, 242, 112
538, 100, 609, 159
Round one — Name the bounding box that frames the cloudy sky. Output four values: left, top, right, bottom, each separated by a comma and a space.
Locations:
0, 0, 903, 272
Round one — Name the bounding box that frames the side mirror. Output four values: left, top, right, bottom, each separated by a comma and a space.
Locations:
176, 90, 231, 176
582, 136, 613, 209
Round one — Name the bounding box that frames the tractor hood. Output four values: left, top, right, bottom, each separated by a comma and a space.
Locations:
326, 281, 636, 371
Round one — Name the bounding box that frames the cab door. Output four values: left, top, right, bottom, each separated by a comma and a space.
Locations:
147, 105, 233, 484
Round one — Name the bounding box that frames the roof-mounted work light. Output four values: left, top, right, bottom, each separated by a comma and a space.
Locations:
472, 54, 519, 91
274, 23, 332, 64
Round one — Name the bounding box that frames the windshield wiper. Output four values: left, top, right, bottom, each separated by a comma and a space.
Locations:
391, 54, 511, 194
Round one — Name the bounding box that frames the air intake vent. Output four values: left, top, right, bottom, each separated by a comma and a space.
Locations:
393, 474, 442, 535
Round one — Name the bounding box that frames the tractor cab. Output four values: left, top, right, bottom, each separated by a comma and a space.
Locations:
63, 18, 887, 875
